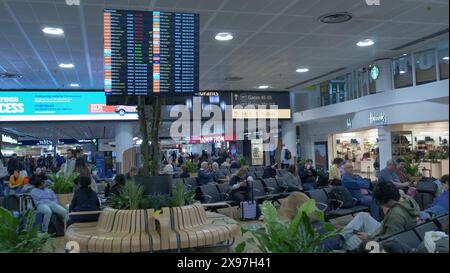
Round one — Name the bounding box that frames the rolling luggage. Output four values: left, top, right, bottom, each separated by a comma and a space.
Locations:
240, 179, 257, 220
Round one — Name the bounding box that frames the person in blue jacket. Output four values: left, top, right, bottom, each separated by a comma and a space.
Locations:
197, 161, 214, 186
341, 163, 380, 221
67, 176, 100, 226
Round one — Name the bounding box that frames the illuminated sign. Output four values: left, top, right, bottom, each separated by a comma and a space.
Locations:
1, 133, 18, 144
0, 91, 138, 122
369, 111, 387, 125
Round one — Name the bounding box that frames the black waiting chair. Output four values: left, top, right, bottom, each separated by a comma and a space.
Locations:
384, 230, 422, 250
183, 177, 198, 189
414, 221, 439, 240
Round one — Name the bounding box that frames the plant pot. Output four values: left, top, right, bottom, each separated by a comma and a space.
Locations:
430, 162, 442, 179
56, 193, 73, 207
441, 159, 449, 176
134, 175, 173, 195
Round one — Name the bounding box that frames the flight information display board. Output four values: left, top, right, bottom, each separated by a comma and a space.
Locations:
104, 9, 199, 95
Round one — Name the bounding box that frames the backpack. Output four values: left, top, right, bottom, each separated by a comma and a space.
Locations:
284, 149, 292, 160
416, 177, 438, 195
329, 186, 355, 209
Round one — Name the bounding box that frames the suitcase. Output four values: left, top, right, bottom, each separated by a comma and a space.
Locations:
240, 178, 258, 220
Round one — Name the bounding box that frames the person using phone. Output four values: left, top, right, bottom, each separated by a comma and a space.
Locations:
229, 167, 254, 202
299, 159, 317, 191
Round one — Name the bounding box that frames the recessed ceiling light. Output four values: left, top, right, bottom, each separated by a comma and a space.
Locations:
443, 56, 449, 60
257, 85, 270, 89
296, 68, 309, 73
42, 27, 64, 35
69, 83, 79, 87
356, 39, 374, 47
59, 63, 74, 68
215, 32, 233, 41
318, 12, 353, 24
399, 70, 406, 74
402, 53, 408, 56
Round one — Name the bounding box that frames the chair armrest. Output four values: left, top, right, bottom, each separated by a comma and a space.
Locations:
266, 186, 276, 193
202, 194, 213, 203
201, 202, 231, 208
316, 202, 328, 212
328, 198, 344, 209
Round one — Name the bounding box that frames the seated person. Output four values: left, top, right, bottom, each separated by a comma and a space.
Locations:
106, 174, 126, 197
8, 169, 25, 194
298, 159, 317, 191
179, 164, 190, 178
278, 192, 342, 251
341, 163, 380, 220
229, 167, 254, 202
67, 176, 101, 226
282, 165, 302, 192
160, 160, 174, 176
229, 160, 240, 169
197, 161, 214, 186
378, 160, 410, 189
262, 164, 277, 179
30, 178, 68, 233
420, 174, 449, 220
339, 181, 420, 251
329, 158, 345, 186
221, 158, 231, 168
210, 162, 229, 183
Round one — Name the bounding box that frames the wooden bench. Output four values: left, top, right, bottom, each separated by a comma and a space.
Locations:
66, 204, 238, 252
156, 203, 239, 251
65, 207, 160, 253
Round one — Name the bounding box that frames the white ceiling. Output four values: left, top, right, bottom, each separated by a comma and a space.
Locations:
0, 0, 448, 91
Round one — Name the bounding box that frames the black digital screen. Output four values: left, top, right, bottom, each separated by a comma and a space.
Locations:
104, 9, 199, 95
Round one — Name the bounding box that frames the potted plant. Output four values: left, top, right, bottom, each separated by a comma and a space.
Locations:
184, 159, 198, 177
237, 154, 248, 167
235, 199, 339, 253
0, 207, 52, 253
48, 172, 79, 206
440, 151, 449, 177
403, 158, 421, 181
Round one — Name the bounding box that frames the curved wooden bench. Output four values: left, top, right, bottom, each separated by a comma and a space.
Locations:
65, 208, 160, 253
155, 203, 239, 251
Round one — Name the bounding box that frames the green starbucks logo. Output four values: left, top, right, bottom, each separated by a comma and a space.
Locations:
370, 64, 380, 80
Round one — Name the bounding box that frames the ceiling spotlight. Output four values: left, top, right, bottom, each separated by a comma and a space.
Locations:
443, 56, 449, 61
356, 39, 374, 47
59, 63, 74, 68
399, 70, 406, 74
296, 68, 309, 73
69, 83, 79, 87
318, 12, 353, 24
42, 27, 64, 35
257, 85, 270, 89
215, 32, 233, 41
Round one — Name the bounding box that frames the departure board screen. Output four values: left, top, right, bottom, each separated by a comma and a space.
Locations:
104, 9, 199, 95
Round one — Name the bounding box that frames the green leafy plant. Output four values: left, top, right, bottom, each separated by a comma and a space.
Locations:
403, 158, 420, 177
48, 172, 79, 194
106, 181, 144, 210
184, 160, 198, 173
235, 200, 339, 253
0, 208, 52, 253
170, 180, 196, 207
237, 155, 248, 167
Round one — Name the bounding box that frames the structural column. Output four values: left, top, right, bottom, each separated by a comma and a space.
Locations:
373, 58, 393, 93
115, 122, 134, 173
282, 121, 297, 165
377, 125, 392, 169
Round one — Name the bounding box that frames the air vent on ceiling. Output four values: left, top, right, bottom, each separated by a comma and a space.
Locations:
319, 12, 353, 24
391, 28, 449, 51
285, 67, 347, 90
0, 72, 23, 79
224, 76, 243, 81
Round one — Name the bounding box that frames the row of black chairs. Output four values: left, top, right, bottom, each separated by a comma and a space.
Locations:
377, 213, 449, 251
304, 188, 370, 220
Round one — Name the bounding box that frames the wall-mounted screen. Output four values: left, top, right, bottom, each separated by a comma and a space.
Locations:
0, 91, 138, 122
104, 9, 199, 95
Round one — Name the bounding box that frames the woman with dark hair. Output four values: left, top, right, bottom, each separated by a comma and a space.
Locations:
281, 165, 302, 192
73, 157, 98, 192
229, 167, 254, 202
67, 176, 100, 226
